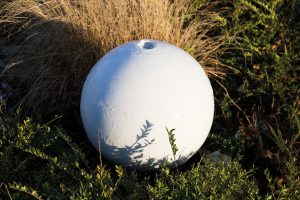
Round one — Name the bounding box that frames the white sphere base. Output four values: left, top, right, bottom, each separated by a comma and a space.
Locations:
80, 39, 214, 170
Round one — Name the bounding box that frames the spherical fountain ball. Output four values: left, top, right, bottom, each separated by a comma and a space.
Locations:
80, 39, 214, 170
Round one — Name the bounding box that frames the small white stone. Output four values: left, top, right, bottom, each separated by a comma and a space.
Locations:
80, 40, 214, 170
208, 151, 232, 164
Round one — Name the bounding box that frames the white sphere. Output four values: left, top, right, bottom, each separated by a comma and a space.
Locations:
80, 39, 214, 169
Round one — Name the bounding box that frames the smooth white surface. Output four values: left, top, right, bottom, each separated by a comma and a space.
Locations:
80, 40, 214, 169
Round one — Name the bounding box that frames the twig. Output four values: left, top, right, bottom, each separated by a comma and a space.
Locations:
97, 129, 103, 167
4, 184, 13, 200
216, 80, 252, 125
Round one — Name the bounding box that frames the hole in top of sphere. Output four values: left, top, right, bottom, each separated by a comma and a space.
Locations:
139, 40, 155, 49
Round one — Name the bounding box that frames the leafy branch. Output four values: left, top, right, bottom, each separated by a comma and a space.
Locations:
166, 127, 178, 162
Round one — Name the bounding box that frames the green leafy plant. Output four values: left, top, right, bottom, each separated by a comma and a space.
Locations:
264, 157, 300, 199
148, 159, 260, 199
0, 108, 123, 199
166, 127, 178, 162
0, 107, 266, 199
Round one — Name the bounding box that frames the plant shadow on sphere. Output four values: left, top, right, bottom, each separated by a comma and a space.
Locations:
100, 120, 159, 169
99, 120, 193, 170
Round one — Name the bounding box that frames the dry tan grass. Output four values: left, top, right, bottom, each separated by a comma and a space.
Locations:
0, 0, 230, 115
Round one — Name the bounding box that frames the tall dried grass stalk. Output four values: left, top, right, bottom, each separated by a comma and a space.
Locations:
0, 0, 229, 115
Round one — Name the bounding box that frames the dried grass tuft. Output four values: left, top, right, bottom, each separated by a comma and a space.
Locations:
0, 0, 231, 115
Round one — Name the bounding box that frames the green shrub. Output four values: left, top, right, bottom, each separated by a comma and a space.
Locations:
264, 157, 300, 199
200, 0, 299, 197
148, 160, 260, 200
0, 109, 121, 199
0, 109, 262, 199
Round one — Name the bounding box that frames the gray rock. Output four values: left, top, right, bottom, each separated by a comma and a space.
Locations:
208, 151, 232, 164
234, 130, 241, 139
